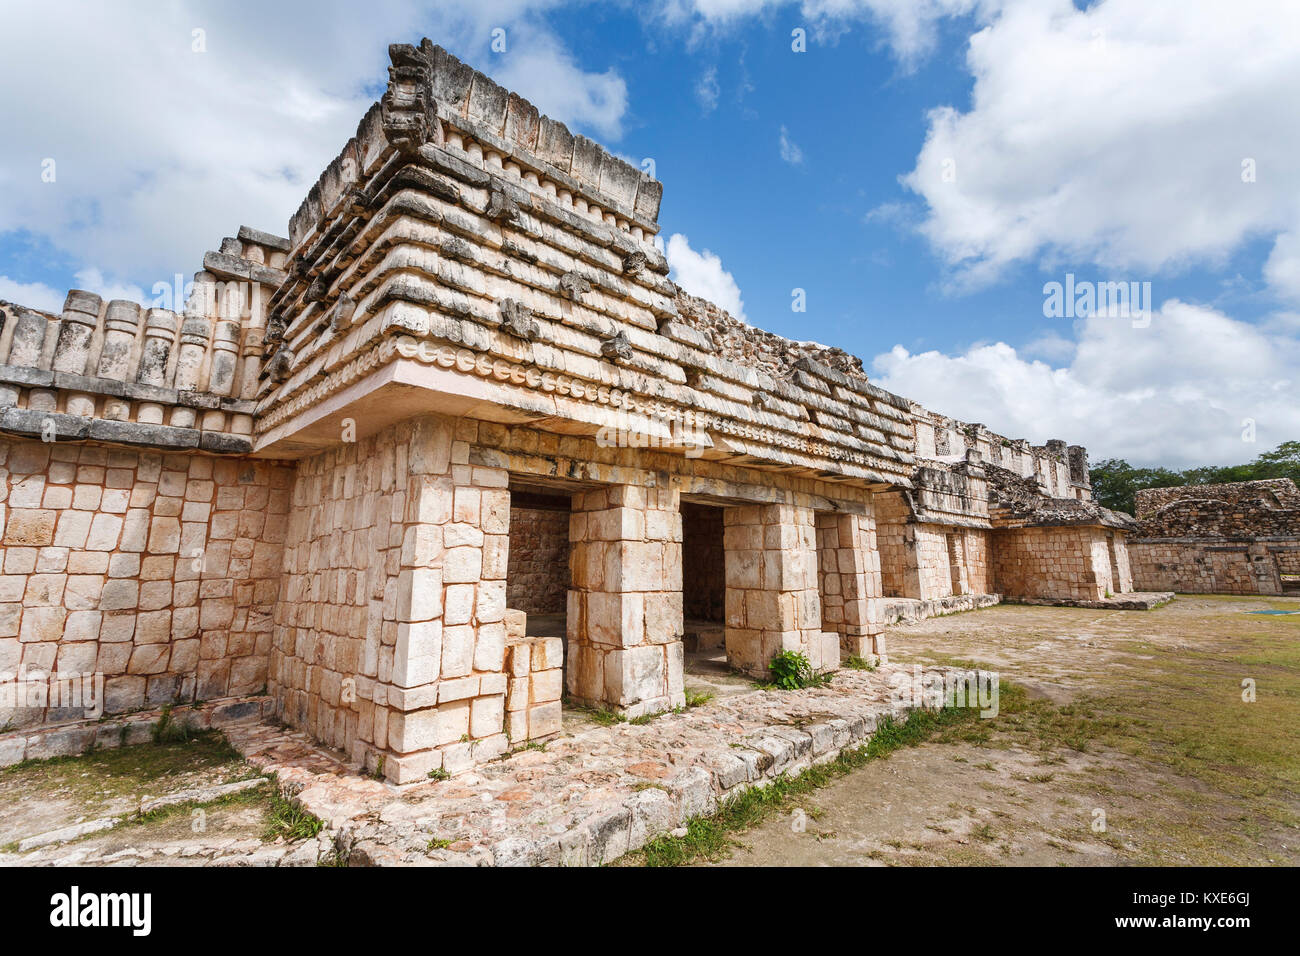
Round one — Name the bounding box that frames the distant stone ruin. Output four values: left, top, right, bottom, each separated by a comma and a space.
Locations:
0, 41, 1143, 781
1129, 479, 1300, 594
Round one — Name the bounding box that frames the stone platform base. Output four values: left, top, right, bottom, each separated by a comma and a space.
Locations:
222, 664, 946, 866
1009, 591, 1175, 611
0, 695, 274, 769
882, 593, 1002, 627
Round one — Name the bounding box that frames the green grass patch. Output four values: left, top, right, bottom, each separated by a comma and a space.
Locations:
264, 790, 325, 842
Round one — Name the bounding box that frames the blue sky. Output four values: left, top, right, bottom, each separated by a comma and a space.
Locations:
2, 0, 1298, 467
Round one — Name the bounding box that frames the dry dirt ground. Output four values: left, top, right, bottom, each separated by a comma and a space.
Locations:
2, 595, 1296, 868
708, 594, 1300, 866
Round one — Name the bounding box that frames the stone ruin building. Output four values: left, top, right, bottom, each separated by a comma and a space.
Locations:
1129, 479, 1300, 595
0, 41, 1145, 782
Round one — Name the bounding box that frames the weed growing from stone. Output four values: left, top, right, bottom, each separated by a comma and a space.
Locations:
764, 651, 833, 690
151, 704, 201, 745
265, 790, 325, 842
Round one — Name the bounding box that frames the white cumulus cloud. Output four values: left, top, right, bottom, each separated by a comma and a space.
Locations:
899, 0, 1300, 294
0, 1, 631, 295
873, 299, 1300, 468
667, 233, 747, 321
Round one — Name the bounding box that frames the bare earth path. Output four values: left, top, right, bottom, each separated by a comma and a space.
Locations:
708, 595, 1300, 866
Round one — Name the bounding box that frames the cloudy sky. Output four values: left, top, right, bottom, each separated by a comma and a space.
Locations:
2, 0, 1298, 467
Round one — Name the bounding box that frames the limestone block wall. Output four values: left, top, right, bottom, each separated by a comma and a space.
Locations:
724, 503, 835, 677
271, 414, 512, 782
1128, 540, 1285, 594
875, 491, 910, 598
992, 526, 1112, 601
506, 504, 570, 614
946, 527, 991, 596
0, 436, 290, 727
911, 526, 955, 599
566, 484, 684, 717
504, 634, 562, 742
1106, 533, 1133, 593
1128, 480, 1299, 594
815, 510, 884, 657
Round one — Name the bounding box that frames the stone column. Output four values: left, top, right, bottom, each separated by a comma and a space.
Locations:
380, 417, 512, 783
724, 503, 830, 678
567, 483, 684, 718
816, 510, 887, 662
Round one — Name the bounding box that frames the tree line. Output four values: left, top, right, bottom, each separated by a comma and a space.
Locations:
1089, 441, 1300, 515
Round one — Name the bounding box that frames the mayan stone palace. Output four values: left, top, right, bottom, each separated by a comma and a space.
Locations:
0, 42, 1151, 783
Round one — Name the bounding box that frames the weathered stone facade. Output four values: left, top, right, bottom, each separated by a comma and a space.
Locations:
1129, 479, 1300, 594
0, 40, 1144, 780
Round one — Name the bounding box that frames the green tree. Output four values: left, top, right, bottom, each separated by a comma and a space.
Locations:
1089, 441, 1299, 515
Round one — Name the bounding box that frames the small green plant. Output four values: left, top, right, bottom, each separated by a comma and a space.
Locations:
842, 655, 876, 672
427, 768, 451, 781
766, 651, 830, 690
150, 704, 198, 745
684, 689, 714, 709
426, 837, 453, 851
369, 755, 386, 781
265, 791, 325, 842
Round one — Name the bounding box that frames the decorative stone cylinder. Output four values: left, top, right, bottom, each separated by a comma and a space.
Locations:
169, 313, 210, 428
7, 306, 52, 368
174, 314, 211, 391
95, 299, 142, 381
137, 309, 177, 387
239, 327, 264, 399
208, 320, 240, 396
51, 292, 104, 374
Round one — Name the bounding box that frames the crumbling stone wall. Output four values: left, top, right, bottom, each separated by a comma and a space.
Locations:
1135, 479, 1300, 537
1129, 480, 1300, 594
674, 293, 870, 384
0, 436, 290, 727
